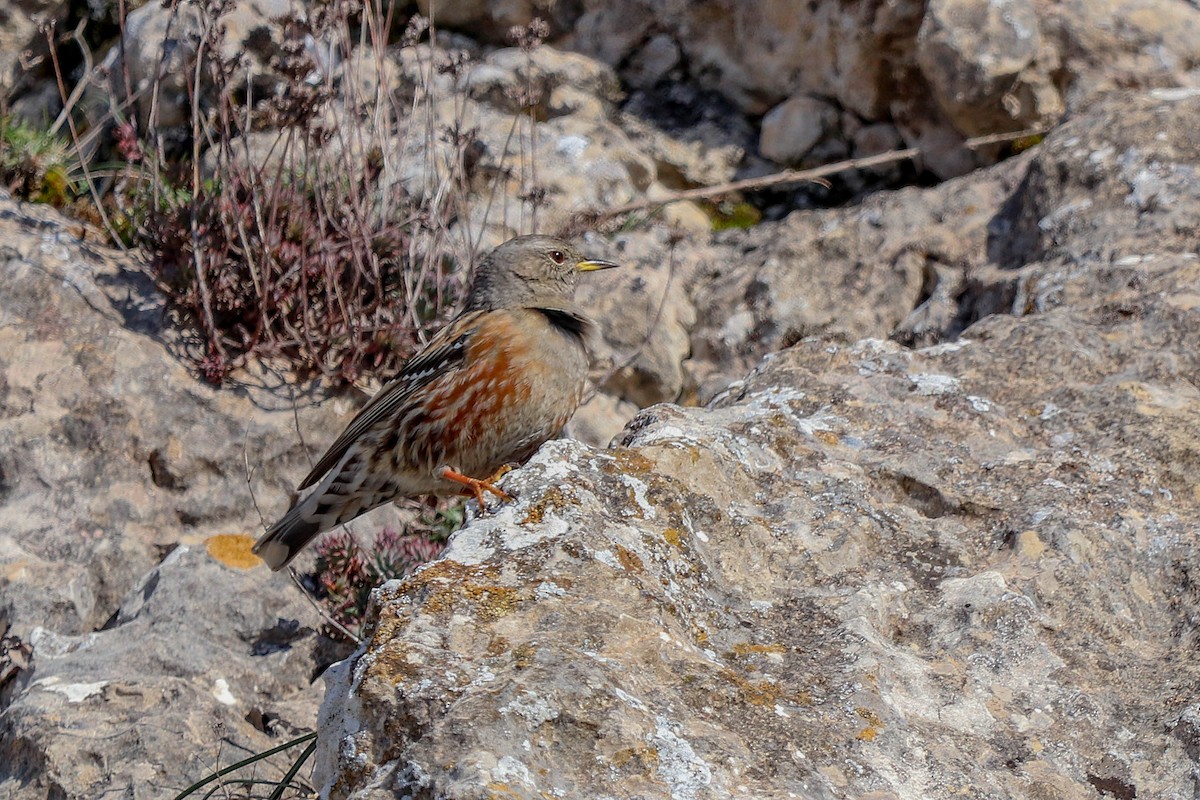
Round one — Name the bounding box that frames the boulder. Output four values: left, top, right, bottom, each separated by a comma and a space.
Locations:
104, 0, 320, 130
759, 93, 842, 165
1, 545, 323, 799
312, 90, 1200, 799
917, 0, 1064, 138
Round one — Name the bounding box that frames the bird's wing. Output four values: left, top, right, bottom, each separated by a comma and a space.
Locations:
297, 311, 485, 490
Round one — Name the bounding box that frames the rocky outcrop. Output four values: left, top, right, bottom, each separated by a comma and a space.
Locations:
2, 546, 324, 799
0, 195, 365, 798
3, 2, 1200, 794
314, 90, 1200, 798
407, 0, 1200, 176
0, 197, 353, 641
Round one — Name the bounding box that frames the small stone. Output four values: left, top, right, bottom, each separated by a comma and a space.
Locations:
759, 94, 841, 164
625, 34, 681, 88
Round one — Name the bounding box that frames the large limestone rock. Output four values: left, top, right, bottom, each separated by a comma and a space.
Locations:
313, 90, 1200, 798
917, 0, 1065, 138
0, 194, 363, 799
428, 0, 1200, 175
1, 547, 323, 799
93, 0, 320, 130
0, 196, 357, 641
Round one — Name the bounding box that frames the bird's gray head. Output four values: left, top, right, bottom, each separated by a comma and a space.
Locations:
466, 235, 619, 312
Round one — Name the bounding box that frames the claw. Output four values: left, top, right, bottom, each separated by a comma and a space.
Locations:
440, 466, 515, 511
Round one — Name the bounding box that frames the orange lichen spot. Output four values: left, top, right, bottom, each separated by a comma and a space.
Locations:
615, 545, 644, 573
512, 643, 537, 669
662, 527, 686, 550
730, 642, 787, 657
855, 706, 885, 739
206, 534, 260, 569
855, 726, 880, 742
814, 429, 840, 446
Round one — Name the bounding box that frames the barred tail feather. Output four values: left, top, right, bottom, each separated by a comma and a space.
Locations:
252, 492, 328, 571
254, 449, 395, 570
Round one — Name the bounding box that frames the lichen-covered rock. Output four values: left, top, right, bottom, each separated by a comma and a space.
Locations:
687, 89, 1200, 399
313, 91, 1200, 799
917, 0, 1064, 138
1, 546, 322, 800
0, 195, 359, 640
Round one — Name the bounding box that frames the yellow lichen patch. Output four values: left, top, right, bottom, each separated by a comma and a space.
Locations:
413, 561, 520, 621
718, 668, 782, 706
814, 430, 840, 446
206, 534, 260, 569
368, 646, 425, 686
520, 485, 573, 525
486, 636, 510, 657
738, 678, 782, 706
512, 643, 537, 668
615, 545, 644, 573
611, 745, 660, 773
730, 643, 787, 657
854, 707, 884, 741
371, 615, 402, 644
662, 527, 686, 551
459, 584, 520, 621
609, 448, 655, 475
855, 726, 879, 742
484, 783, 522, 797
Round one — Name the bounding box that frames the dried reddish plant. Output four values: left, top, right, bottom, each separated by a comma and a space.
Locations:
312, 527, 446, 635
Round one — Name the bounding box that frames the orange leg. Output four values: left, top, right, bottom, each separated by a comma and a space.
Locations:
439, 466, 515, 509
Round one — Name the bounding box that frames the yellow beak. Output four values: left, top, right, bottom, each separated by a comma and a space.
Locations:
577, 258, 621, 272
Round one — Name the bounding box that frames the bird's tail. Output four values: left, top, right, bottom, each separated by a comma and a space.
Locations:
254, 450, 395, 570
251, 492, 328, 571
253, 487, 395, 570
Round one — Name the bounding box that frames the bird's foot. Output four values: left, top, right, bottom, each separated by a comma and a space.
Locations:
439, 466, 516, 511
485, 463, 519, 484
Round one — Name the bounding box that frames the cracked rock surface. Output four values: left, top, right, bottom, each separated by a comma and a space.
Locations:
315, 91, 1200, 799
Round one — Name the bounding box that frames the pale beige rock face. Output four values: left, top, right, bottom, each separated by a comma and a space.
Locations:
758, 93, 841, 164
107, 0, 311, 128
576, 250, 696, 408
0, 0, 67, 95
0, 197, 361, 800
314, 91, 1200, 799
917, 0, 1064, 137
1, 548, 325, 799
0, 197, 362, 640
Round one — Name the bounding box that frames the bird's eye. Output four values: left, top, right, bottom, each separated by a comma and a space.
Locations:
548, 250, 565, 265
